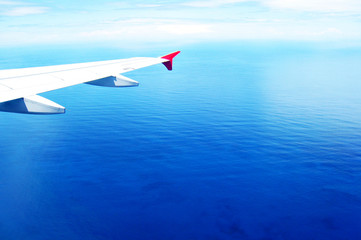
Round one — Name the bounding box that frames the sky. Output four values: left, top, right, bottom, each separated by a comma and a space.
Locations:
0, 0, 361, 47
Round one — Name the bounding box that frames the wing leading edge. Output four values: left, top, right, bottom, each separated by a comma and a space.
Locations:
0, 51, 180, 114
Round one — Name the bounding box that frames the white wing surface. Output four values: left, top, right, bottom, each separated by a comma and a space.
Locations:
0, 51, 180, 114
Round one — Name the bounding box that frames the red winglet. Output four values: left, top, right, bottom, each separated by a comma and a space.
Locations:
161, 51, 181, 71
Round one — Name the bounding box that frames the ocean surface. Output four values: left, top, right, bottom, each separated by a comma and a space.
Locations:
0, 43, 361, 240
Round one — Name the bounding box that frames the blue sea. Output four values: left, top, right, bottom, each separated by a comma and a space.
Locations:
0, 42, 361, 240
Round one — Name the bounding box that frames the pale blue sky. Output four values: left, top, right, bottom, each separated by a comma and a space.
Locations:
0, 0, 361, 47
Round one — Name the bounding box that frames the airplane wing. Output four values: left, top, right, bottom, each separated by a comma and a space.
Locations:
0, 51, 180, 114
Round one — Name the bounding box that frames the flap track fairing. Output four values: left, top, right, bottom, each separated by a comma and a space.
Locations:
0, 95, 65, 114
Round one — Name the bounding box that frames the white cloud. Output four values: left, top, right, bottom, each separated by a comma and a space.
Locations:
0, 1, 360, 46
263, 0, 361, 13
157, 24, 212, 35
183, 0, 247, 8
136, 4, 162, 8
0, 17, 214, 47
317, 27, 342, 36
206, 21, 361, 41
0, 1, 49, 17
80, 19, 212, 39
107, 2, 132, 9
2, 16, 356, 48
183, 0, 361, 12
1, 6, 48, 16
109, 3, 162, 9
0, 0, 20, 5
